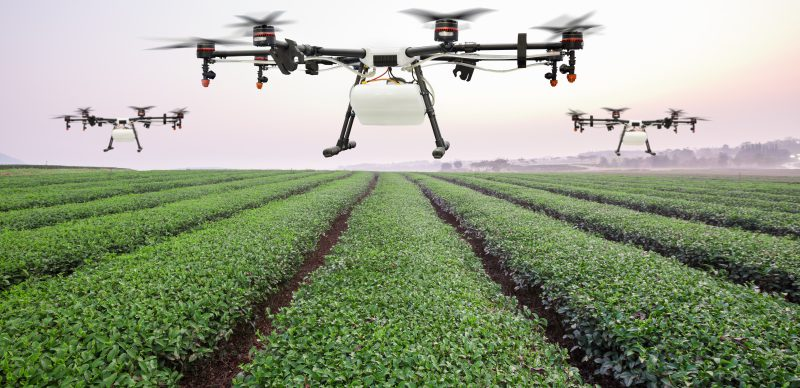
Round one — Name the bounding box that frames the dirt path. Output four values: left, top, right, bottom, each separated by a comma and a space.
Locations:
180, 174, 378, 387
411, 177, 621, 388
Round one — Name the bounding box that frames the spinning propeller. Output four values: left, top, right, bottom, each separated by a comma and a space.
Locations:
566, 109, 587, 118
129, 106, 155, 118
603, 107, 629, 120
227, 11, 295, 47
532, 12, 603, 41
170, 107, 189, 118
400, 8, 495, 43
147, 37, 246, 50
76, 107, 93, 117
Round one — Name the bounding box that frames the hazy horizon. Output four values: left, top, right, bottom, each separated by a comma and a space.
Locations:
1, 0, 798, 169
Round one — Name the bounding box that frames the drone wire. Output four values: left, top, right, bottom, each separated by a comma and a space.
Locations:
365, 68, 390, 83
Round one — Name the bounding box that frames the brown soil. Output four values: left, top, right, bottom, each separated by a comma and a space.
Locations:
180, 174, 378, 387
411, 177, 621, 388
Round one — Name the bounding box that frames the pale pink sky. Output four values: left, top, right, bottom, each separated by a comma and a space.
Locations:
0, 0, 798, 169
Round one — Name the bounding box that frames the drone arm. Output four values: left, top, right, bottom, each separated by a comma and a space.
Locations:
406, 41, 562, 57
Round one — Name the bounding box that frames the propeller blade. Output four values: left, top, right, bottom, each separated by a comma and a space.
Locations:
531, 11, 603, 41
227, 11, 295, 27
400, 8, 494, 22
145, 37, 248, 50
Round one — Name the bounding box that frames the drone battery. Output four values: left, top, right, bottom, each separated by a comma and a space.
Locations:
622, 131, 648, 146
111, 128, 136, 142
350, 83, 426, 125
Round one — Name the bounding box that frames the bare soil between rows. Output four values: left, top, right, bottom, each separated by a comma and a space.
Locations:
412, 177, 621, 388
180, 174, 378, 387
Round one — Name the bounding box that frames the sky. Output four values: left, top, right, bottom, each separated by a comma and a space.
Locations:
0, 0, 798, 170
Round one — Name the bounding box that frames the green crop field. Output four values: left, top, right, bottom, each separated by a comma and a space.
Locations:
1, 168, 798, 387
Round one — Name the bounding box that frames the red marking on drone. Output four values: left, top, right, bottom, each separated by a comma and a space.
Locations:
196, 48, 215, 52
435, 27, 458, 32
561, 38, 583, 42
255, 32, 276, 37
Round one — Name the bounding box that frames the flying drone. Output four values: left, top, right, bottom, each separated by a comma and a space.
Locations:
567, 107, 708, 156
151, 9, 602, 159
54, 106, 188, 152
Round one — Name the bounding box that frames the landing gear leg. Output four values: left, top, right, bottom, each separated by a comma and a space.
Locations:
133, 127, 143, 152
323, 64, 366, 158
614, 130, 625, 156
103, 136, 114, 152
413, 64, 449, 159
645, 138, 656, 156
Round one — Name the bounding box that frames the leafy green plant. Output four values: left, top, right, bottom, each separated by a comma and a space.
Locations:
480, 174, 800, 237
0, 170, 266, 211
437, 173, 800, 301
413, 174, 800, 387
0, 173, 373, 386
236, 174, 583, 386
0, 172, 344, 289
0, 170, 303, 231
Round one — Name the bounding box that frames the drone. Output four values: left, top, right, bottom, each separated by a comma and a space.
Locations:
567, 107, 708, 156
151, 9, 602, 159
54, 106, 188, 152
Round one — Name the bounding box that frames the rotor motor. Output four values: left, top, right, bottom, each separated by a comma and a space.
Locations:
434, 19, 459, 43
253, 25, 276, 47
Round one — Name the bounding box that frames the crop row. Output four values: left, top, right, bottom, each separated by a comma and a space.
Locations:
509, 174, 798, 213
0, 173, 374, 386
543, 173, 800, 196
236, 174, 582, 386
0, 171, 304, 231
0, 170, 272, 211
0, 169, 146, 189
0, 169, 231, 196
413, 174, 800, 387
0, 172, 344, 289
528, 173, 799, 205
438, 173, 800, 301
480, 174, 800, 238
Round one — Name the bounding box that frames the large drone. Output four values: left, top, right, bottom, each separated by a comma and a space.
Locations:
152, 9, 601, 159
54, 106, 188, 152
567, 107, 707, 156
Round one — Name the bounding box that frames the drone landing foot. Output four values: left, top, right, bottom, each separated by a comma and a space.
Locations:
324, 106, 358, 158
645, 139, 655, 156
413, 64, 449, 159
103, 147, 113, 152
324, 65, 366, 158
133, 128, 143, 153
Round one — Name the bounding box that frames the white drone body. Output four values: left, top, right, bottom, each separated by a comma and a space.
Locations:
111, 119, 137, 142
348, 48, 427, 126
621, 123, 648, 146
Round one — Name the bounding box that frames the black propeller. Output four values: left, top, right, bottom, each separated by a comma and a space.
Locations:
129, 105, 155, 112
531, 11, 602, 40
147, 37, 247, 50
399, 8, 495, 22
602, 107, 629, 113
75, 107, 93, 117
667, 108, 685, 118
227, 11, 295, 28
401, 8, 494, 43
171, 108, 190, 119
566, 109, 586, 117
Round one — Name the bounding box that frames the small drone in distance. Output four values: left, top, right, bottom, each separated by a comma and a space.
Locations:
151, 8, 602, 159
567, 107, 707, 156
54, 106, 188, 152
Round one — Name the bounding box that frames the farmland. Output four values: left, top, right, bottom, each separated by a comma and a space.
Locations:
1, 168, 799, 386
